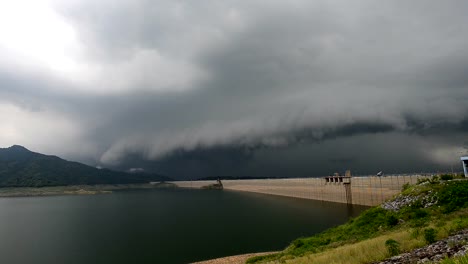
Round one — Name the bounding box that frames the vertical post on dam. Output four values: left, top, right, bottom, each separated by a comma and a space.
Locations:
324, 175, 353, 205
343, 176, 352, 205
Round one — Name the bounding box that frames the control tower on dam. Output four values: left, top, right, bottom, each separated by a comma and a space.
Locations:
172, 174, 431, 206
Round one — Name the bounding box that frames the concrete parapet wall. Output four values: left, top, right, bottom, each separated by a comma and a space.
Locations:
171, 175, 431, 206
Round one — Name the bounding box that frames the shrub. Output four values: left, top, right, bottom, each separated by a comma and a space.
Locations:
413, 208, 428, 219
441, 174, 454, 181
438, 181, 468, 212
291, 238, 305, 249
385, 239, 401, 256
424, 228, 437, 244
402, 182, 411, 191
386, 214, 399, 227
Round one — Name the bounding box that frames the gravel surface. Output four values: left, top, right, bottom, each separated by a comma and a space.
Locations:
191, 251, 278, 264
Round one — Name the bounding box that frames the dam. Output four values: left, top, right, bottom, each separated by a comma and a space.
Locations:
171, 175, 431, 206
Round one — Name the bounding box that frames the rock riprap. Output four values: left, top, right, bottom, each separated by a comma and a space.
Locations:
381, 191, 437, 212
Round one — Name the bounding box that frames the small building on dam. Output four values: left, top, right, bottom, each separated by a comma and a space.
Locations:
462, 156, 468, 177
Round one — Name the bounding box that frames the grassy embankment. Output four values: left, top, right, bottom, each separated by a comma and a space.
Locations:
248, 174, 468, 264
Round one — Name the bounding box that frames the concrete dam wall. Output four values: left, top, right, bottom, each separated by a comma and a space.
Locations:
172, 175, 431, 206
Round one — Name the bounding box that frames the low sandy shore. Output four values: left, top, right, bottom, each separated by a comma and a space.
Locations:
192, 252, 277, 264
0, 182, 176, 197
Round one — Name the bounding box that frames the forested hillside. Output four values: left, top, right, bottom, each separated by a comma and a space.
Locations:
0, 145, 170, 187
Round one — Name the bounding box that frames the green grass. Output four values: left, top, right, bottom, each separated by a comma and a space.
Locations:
441, 255, 468, 264
248, 177, 468, 263
287, 230, 425, 264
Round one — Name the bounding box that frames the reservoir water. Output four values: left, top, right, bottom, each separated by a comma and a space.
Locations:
0, 189, 368, 264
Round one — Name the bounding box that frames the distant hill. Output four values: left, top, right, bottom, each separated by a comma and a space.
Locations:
0, 145, 171, 187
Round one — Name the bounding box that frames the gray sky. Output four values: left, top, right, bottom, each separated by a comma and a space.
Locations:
1, 0, 467, 178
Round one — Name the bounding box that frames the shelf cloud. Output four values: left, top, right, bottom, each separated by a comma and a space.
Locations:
1, 0, 467, 178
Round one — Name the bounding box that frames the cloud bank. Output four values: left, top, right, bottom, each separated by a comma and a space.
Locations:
1, 0, 467, 178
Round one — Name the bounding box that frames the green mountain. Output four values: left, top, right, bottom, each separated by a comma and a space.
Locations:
0, 145, 171, 187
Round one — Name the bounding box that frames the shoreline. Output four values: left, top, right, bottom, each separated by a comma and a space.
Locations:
191, 251, 278, 264
0, 182, 176, 198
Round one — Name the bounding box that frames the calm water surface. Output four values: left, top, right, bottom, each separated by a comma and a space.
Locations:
0, 189, 368, 264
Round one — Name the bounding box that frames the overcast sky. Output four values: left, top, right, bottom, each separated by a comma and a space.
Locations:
1, 0, 467, 178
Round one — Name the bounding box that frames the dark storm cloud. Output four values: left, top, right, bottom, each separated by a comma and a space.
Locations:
1, 0, 468, 177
